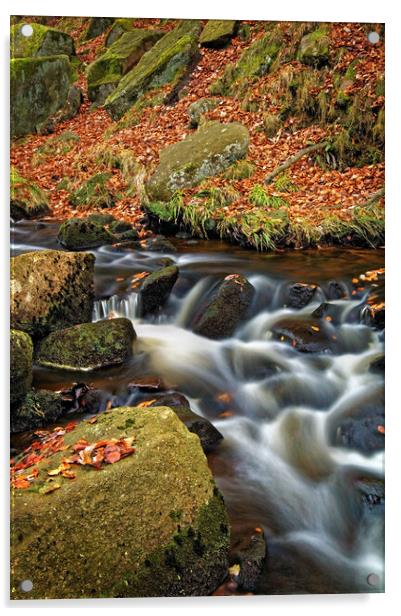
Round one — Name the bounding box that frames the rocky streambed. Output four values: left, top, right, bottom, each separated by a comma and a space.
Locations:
10, 220, 384, 597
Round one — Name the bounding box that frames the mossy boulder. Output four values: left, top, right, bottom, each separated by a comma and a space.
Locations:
10, 168, 50, 220
105, 18, 135, 47
104, 20, 201, 120
86, 29, 164, 103
188, 97, 220, 128
38, 85, 83, 133
11, 55, 72, 137
10, 405, 229, 599
69, 173, 115, 209
10, 330, 33, 405
193, 274, 255, 339
11, 23, 75, 58
83, 17, 115, 41
11, 390, 65, 434
146, 121, 249, 202
58, 216, 138, 250
140, 265, 179, 315
199, 20, 238, 48
37, 318, 136, 371
298, 28, 330, 67
11, 250, 95, 338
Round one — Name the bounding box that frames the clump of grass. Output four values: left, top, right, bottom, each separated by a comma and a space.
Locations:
274, 173, 298, 193
31, 131, 80, 166
240, 208, 289, 250
69, 173, 115, 210
249, 184, 289, 208
262, 113, 282, 138
224, 160, 256, 180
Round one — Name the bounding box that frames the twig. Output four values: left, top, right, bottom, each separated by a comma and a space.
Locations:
264, 141, 328, 185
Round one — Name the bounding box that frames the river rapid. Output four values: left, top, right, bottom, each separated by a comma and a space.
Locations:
11, 221, 385, 595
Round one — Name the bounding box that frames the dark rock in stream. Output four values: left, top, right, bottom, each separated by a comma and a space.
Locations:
139, 265, 179, 315
327, 280, 348, 299
285, 282, 317, 309
58, 215, 138, 250
117, 235, 177, 253
193, 274, 255, 340
147, 393, 223, 452
37, 318, 136, 371
229, 530, 267, 592
271, 317, 335, 354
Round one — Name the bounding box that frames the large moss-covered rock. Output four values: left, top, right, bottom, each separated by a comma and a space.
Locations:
83, 17, 115, 41
10, 405, 229, 599
10, 330, 33, 405
188, 97, 220, 128
11, 250, 95, 338
193, 274, 255, 339
140, 265, 179, 315
87, 29, 163, 103
11, 23, 75, 58
199, 20, 238, 48
58, 216, 138, 250
10, 168, 50, 220
146, 121, 249, 202
11, 390, 65, 433
11, 55, 72, 137
297, 28, 330, 67
104, 20, 201, 119
37, 318, 136, 371
105, 18, 135, 47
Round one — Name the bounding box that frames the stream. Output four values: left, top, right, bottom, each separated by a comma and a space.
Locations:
11, 220, 385, 595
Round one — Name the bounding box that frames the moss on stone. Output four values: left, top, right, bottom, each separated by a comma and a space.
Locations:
11, 390, 65, 433
10, 329, 33, 405
188, 97, 220, 128
82, 17, 115, 41
10, 250, 95, 338
105, 19, 136, 47
57, 217, 115, 250
297, 27, 330, 67
10, 167, 50, 220
10, 405, 229, 599
86, 29, 164, 102
140, 265, 179, 314
11, 55, 72, 137
11, 23, 75, 58
104, 20, 201, 119
199, 20, 238, 48
37, 318, 136, 371
146, 121, 249, 202
69, 173, 115, 209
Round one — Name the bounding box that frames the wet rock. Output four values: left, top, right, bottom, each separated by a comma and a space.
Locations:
362, 304, 385, 330
139, 265, 179, 315
330, 391, 385, 454
86, 29, 163, 103
146, 121, 250, 202
229, 530, 267, 592
10, 168, 50, 220
298, 28, 330, 67
311, 302, 343, 324
57, 216, 138, 250
200, 20, 239, 48
193, 274, 255, 339
11, 250, 95, 338
11, 406, 229, 599
10, 390, 65, 433
188, 97, 220, 128
10, 330, 33, 405
148, 393, 223, 452
127, 376, 166, 391
286, 282, 317, 309
83, 17, 115, 41
327, 280, 348, 300
37, 318, 136, 371
11, 23, 76, 58
271, 317, 334, 353
11, 55, 72, 137
354, 477, 385, 512
104, 20, 201, 119
121, 235, 177, 253
369, 355, 385, 373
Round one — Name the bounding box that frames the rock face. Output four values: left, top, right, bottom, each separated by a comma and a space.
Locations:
11, 250, 95, 338
105, 18, 135, 47
86, 29, 164, 103
104, 20, 201, 119
199, 20, 238, 48
298, 29, 330, 67
229, 530, 267, 592
146, 121, 250, 202
188, 97, 220, 128
37, 318, 136, 371
194, 274, 255, 339
11, 56, 72, 137
10, 330, 33, 405
11, 23, 75, 58
140, 265, 179, 315
83, 17, 115, 41
10, 168, 50, 220
11, 390, 65, 434
148, 393, 223, 452
10, 406, 230, 599
38, 85, 83, 133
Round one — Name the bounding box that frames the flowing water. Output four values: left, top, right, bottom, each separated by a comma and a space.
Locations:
11, 221, 385, 595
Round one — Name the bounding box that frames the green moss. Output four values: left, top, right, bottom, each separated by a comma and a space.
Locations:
57, 217, 115, 250
199, 20, 238, 47
104, 20, 201, 119
69, 173, 115, 209
224, 160, 255, 180
11, 390, 64, 434
10, 329, 33, 405
11, 23, 75, 58
82, 17, 114, 41
37, 318, 136, 370
10, 167, 50, 220
105, 19, 136, 47
297, 27, 330, 67
31, 131, 80, 166
274, 173, 298, 193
